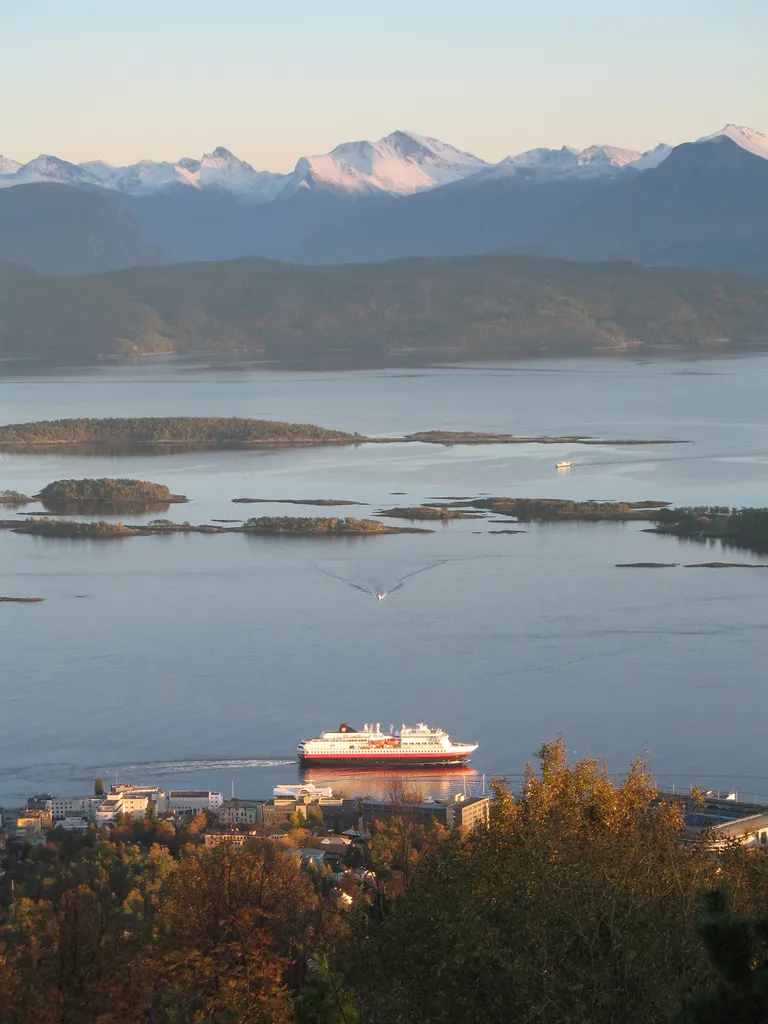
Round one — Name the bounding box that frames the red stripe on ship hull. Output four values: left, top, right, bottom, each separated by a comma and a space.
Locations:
299, 753, 472, 766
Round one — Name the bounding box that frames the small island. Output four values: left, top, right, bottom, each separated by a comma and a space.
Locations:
233, 497, 365, 506
646, 507, 768, 552
0, 417, 359, 452
241, 516, 430, 535
377, 505, 480, 520
463, 498, 670, 521
0, 596, 44, 602
0, 490, 32, 506
0, 417, 687, 455
6, 515, 430, 539
616, 562, 679, 568
404, 431, 687, 446
12, 519, 139, 538
38, 478, 188, 505
683, 562, 768, 569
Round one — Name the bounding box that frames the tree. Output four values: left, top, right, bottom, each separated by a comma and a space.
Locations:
676, 889, 768, 1023
350, 739, 719, 1024
306, 806, 325, 829
147, 843, 328, 1022
94, 777, 104, 797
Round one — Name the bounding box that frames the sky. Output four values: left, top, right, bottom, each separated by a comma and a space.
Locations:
3, 0, 766, 169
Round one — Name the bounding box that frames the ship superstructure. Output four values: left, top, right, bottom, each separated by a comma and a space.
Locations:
298, 722, 478, 766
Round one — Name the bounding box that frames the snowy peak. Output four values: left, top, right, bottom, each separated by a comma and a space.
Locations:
507, 146, 580, 169
200, 146, 246, 169
0, 155, 21, 176
0, 123, 764, 202
292, 130, 489, 196
626, 143, 673, 171
468, 142, 662, 184
696, 124, 768, 160
7, 154, 103, 188
198, 146, 286, 200
577, 144, 641, 168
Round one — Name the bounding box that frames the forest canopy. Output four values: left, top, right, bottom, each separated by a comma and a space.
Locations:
0, 417, 357, 445
38, 477, 180, 503
2, 253, 768, 366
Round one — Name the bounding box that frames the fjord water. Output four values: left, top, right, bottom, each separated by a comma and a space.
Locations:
2, 355, 768, 805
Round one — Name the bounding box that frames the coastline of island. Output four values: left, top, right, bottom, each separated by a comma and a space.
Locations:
1, 516, 432, 539
0, 417, 690, 454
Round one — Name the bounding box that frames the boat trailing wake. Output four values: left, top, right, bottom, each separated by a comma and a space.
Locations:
316, 559, 448, 600
111, 758, 295, 776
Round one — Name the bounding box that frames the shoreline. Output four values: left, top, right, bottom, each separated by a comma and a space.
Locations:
0, 431, 689, 454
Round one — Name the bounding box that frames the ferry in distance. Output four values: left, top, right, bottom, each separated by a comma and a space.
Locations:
556, 460, 572, 469
298, 722, 478, 766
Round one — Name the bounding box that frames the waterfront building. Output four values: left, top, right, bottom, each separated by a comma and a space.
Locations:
168, 790, 224, 816
361, 793, 490, 832
95, 786, 167, 824
217, 798, 264, 826
51, 796, 102, 821
262, 784, 357, 829
668, 792, 768, 849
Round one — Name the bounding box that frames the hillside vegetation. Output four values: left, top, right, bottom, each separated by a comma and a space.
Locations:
1, 254, 768, 365
0, 417, 356, 445
38, 478, 182, 503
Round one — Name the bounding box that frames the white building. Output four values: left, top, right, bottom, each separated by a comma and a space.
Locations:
95, 786, 167, 825
168, 790, 224, 816
51, 796, 102, 822
273, 784, 334, 800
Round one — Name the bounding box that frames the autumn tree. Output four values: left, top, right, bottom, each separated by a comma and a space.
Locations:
349, 739, 721, 1024
146, 842, 333, 1022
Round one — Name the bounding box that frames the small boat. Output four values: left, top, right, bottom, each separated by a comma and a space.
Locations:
556, 460, 572, 469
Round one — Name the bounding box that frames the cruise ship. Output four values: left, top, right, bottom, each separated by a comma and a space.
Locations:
298, 722, 478, 766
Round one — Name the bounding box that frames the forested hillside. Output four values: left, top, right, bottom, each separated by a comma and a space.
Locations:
2, 254, 768, 366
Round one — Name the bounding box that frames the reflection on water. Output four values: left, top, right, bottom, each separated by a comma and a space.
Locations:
39, 501, 176, 516
301, 765, 482, 800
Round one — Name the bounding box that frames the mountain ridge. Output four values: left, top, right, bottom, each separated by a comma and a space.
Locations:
1, 124, 766, 277
4, 123, 761, 201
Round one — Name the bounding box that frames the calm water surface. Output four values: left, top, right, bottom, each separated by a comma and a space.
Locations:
1, 356, 767, 804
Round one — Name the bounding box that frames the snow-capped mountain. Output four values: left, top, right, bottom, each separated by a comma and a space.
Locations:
696, 124, 768, 160
197, 147, 287, 200
3, 154, 103, 188
285, 131, 489, 197
0, 132, 489, 201
626, 143, 673, 171
461, 141, 669, 185
0, 155, 21, 176
0, 124, 764, 203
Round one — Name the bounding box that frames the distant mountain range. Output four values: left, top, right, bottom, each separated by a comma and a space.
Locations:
0, 129, 679, 200
2, 254, 767, 368
0, 124, 766, 275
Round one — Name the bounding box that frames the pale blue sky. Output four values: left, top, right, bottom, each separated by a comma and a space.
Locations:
4, 0, 765, 168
